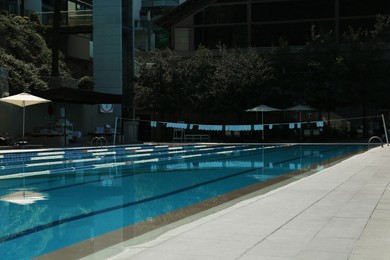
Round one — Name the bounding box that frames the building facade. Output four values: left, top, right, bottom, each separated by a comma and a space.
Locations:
157, 0, 390, 51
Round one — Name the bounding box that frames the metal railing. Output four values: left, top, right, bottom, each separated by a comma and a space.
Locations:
368, 136, 383, 148
91, 136, 108, 147
38, 10, 93, 27
142, 0, 181, 7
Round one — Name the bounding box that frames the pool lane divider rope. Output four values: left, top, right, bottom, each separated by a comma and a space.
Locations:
0, 144, 207, 167
1, 145, 289, 193
21, 145, 293, 193
0, 145, 160, 162
0, 145, 283, 180
0, 145, 274, 179
0, 144, 212, 167
0, 144, 209, 165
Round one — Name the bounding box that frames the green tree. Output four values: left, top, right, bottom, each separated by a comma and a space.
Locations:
270, 16, 390, 138
341, 16, 390, 108
180, 45, 216, 112
339, 15, 390, 136
0, 48, 47, 93
135, 46, 274, 118
270, 38, 303, 107
299, 25, 345, 113
211, 45, 274, 112
0, 12, 70, 93
135, 48, 182, 118
78, 75, 94, 90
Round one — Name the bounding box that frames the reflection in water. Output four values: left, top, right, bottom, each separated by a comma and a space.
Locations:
0, 189, 48, 205
155, 145, 337, 176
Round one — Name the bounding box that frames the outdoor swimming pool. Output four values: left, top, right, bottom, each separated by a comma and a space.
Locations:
0, 144, 367, 259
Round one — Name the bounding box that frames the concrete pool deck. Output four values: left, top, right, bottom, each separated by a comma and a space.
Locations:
99, 145, 390, 260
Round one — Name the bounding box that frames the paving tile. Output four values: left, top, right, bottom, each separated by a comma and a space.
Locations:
265, 228, 318, 244
335, 202, 377, 219
295, 249, 349, 260
305, 237, 356, 253
284, 216, 329, 231
106, 147, 390, 260
314, 217, 368, 239
376, 200, 390, 210
108, 247, 147, 260
239, 253, 291, 260
349, 249, 390, 260
243, 240, 306, 258
133, 237, 251, 259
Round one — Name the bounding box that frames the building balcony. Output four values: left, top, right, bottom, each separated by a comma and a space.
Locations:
142, 0, 181, 8
38, 9, 92, 27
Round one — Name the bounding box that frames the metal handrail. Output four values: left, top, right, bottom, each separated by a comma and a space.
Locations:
91, 136, 108, 148
91, 137, 101, 147
100, 137, 108, 147
37, 10, 93, 26
368, 136, 383, 148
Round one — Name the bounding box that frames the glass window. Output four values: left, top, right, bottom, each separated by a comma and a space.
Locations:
252, 0, 335, 22
122, 0, 133, 25
340, 18, 377, 33
340, 0, 390, 17
194, 4, 247, 25
41, 0, 66, 12
215, 0, 246, 3
251, 22, 332, 47
0, 0, 17, 13
195, 25, 248, 48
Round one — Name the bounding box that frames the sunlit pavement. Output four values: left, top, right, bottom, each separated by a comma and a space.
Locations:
99, 145, 390, 260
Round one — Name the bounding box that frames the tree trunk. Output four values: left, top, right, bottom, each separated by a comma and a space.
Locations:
51, 0, 61, 77
20, 0, 25, 16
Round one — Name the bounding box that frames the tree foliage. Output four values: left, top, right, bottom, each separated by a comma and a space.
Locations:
180, 45, 216, 111
340, 15, 390, 111
272, 15, 390, 114
135, 46, 274, 116
299, 25, 346, 112
78, 75, 94, 90
0, 48, 47, 93
0, 12, 70, 94
212, 46, 274, 112
135, 48, 182, 116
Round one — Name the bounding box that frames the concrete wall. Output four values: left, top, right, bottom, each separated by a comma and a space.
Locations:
67, 34, 91, 61
0, 102, 51, 137
0, 102, 118, 142
93, 0, 123, 95
173, 16, 194, 51
62, 104, 117, 134
135, 30, 155, 51
25, 0, 42, 13
134, 0, 141, 21
174, 28, 191, 51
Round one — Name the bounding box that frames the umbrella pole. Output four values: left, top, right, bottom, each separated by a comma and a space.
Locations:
262, 145, 264, 174
262, 111, 264, 141
22, 105, 25, 137
299, 111, 302, 140
64, 103, 67, 146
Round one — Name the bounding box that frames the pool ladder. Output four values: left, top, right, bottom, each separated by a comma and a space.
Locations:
91, 136, 108, 147
368, 136, 383, 148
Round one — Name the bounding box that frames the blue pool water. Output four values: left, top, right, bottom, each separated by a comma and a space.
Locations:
0, 144, 366, 259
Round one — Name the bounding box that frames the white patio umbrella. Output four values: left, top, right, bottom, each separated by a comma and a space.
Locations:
245, 104, 281, 141
0, 92, 51, 137
284, 105, 315, 139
